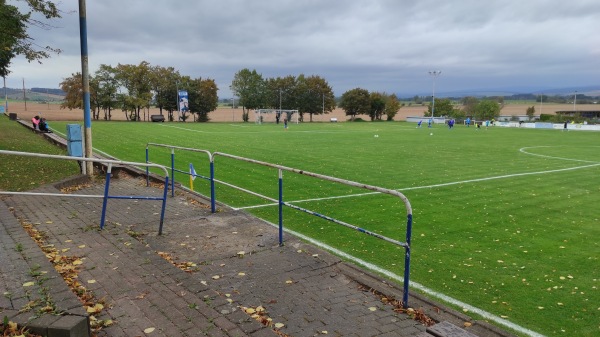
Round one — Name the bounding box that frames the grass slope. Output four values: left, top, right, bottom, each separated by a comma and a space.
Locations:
0, 116, 79, 191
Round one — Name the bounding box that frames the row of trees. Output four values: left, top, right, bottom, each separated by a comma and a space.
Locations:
230, 69, 337, 122
60, 61, 218, 122
422, 97, 503, 121
231, 69, 402, 122
339, 88, 400, 121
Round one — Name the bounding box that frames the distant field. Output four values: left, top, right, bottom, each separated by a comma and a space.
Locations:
46, 120, 600, 336
7, 101, 600, 124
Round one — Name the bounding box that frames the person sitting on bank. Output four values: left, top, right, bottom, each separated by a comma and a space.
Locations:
38, 118, 52, 133
32, 115, 40, 130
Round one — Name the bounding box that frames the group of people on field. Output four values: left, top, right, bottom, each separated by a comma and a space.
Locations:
416, 117, 496, 130
31, 115, 52, 133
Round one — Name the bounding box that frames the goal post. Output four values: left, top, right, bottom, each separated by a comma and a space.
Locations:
254, 109, 299, 124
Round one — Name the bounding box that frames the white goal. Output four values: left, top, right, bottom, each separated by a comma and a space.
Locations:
254, 109, 299, 124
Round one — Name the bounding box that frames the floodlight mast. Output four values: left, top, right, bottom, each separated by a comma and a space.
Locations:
176, 81, 180, 121
428, 71, 441, 119
574, 91, 577, 112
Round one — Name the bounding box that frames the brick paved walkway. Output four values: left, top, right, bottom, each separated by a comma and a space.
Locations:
1, 173, 516, 337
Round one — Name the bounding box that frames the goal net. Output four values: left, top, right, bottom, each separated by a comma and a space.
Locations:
254, 109, 299, 124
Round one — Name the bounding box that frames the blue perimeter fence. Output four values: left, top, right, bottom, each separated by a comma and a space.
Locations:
145, 142, 414, 308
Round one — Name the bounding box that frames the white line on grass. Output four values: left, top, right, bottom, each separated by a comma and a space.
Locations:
519, 146, 600, 163
159, 124, 211, 133
249, 218, 547, 337
158, 123, 416, 135
236, 161, 600, 210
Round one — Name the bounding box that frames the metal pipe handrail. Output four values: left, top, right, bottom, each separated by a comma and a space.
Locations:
0, 149, 170, 234
145, 143, 215, 211
212, 152, 412, 214
140, 146, 414, 307
211, 151, 413, 308
0, 149, 169, 177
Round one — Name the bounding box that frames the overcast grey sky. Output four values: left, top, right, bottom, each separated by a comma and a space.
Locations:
6, 0, 600, 97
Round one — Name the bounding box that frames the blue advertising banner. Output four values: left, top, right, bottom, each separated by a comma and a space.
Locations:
178, 90, 189, 112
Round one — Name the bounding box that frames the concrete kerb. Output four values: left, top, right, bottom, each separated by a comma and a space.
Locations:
336, 263, 516, 337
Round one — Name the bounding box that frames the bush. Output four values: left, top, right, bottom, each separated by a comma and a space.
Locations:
196, 112, 210, 122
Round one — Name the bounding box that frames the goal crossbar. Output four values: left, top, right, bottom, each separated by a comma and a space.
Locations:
254, 109, 299, 124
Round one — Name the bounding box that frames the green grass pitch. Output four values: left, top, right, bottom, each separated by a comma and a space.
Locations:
50, 120, 599, 336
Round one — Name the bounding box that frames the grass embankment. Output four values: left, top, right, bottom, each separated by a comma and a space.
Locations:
0, 115, 79, 191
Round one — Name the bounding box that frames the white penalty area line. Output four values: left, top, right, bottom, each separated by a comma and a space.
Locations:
235, 161, 600, 210
249, 218, 546, 337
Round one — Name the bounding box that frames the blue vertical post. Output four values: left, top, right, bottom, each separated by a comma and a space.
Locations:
210, 159, 216, 213
170, 148, 175, 197
145, 147, 149, 187
78, 0, 93, 176
278, 169, 283, 246
99, 164, 112, 230
402, 213, 413, 308
158, 176, 169, 235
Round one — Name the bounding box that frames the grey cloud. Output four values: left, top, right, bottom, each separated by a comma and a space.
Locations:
6, 0, 599, 96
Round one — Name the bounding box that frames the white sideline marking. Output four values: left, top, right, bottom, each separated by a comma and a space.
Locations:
236, 161, 600, 210
253, 220, 546, 337
159, 124, 210, 133
158, 123, 416, 135
230, 146, 599, 336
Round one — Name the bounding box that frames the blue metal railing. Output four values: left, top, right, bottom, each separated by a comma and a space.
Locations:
145, 143, 215, 212
144, 145, 413, 308
0, 150, 170, 234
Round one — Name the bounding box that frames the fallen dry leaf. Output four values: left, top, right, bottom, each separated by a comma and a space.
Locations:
144, 327, 155, 333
